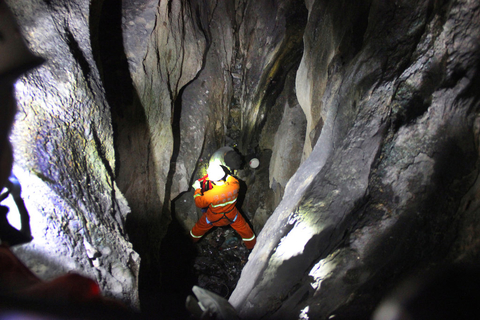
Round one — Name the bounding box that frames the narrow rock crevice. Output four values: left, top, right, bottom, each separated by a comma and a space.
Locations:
4, 0, 480, 318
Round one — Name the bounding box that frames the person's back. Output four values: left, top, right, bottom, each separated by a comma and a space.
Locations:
194, 175, 239, 217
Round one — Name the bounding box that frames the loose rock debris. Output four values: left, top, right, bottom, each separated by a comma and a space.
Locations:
193, 227, 250, 298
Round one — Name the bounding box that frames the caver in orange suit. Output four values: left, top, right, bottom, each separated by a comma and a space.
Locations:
190, 175, 256, 250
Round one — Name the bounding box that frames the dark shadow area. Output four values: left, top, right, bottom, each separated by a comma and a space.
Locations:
328, 129, 479, 319
374, 264, 480, 320
240, 148, 274, 231
161, 85, 184, 216
90, 0, 138, 120
136, 73, 200, 319
0, 176, 32, 245
90, 1, 203, 316
0, 205, 31, 246
89, 1, 168, 318
64, 27, 91, 87
235, 177, 247, 214
146, 210, 197, 320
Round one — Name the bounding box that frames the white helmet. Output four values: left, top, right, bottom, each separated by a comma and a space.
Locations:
207, 163, 226, 182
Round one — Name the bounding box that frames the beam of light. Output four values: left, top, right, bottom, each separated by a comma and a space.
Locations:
372, 300, 403, 320
309, 252, 338, 290
274, 218, 315, 260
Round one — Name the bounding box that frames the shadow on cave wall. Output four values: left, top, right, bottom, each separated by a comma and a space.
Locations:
90, 0, 201, 312
155, 84, 198, 318
89, 0, 189, 317
150, 210, 197, 319
329, 128, 480, 319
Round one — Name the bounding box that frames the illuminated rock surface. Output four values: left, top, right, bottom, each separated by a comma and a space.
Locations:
4, 0, 480, 319
230, 1, 480, 319
7, 0, 140, 307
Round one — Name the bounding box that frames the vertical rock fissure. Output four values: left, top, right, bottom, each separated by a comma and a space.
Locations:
90, 0, 158, 311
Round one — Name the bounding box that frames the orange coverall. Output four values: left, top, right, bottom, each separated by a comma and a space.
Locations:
190, 175, 256, 249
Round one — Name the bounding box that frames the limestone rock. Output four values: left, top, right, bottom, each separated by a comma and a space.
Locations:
7, 0, 140, 307
230, 0, 480, 319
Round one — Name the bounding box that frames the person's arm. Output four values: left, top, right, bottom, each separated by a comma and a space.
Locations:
193, 189, 212, 208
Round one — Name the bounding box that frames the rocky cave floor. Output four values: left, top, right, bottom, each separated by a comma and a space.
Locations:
146, 220, 251, 319
194, 227, 251, 298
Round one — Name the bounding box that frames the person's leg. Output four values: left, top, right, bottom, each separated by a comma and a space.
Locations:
230, 214, 256, 249
190, 215, 213, 242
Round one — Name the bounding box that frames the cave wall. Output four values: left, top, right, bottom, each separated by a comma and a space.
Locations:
230, 0, 480, 319
7, 0, 480, 318
6, 0, 309, 308
171, 0, 236, 231
235, 0, 308, 230
172, 0, 308, 233
115, 0, 209, 289
7, 0, 140, 306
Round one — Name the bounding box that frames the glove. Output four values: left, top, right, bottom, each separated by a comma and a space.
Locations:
192, 180, 201, 190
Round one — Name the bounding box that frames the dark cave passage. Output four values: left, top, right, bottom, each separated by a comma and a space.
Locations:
139, 200, 253, 319
142, 213, 197, 319
91, 0, 171, 316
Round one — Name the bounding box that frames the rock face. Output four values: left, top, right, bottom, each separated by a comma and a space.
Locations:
5, 0, 480, 318
230, 0, 480, 319
7, 0, 140, 306
172, 0, 307, 235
